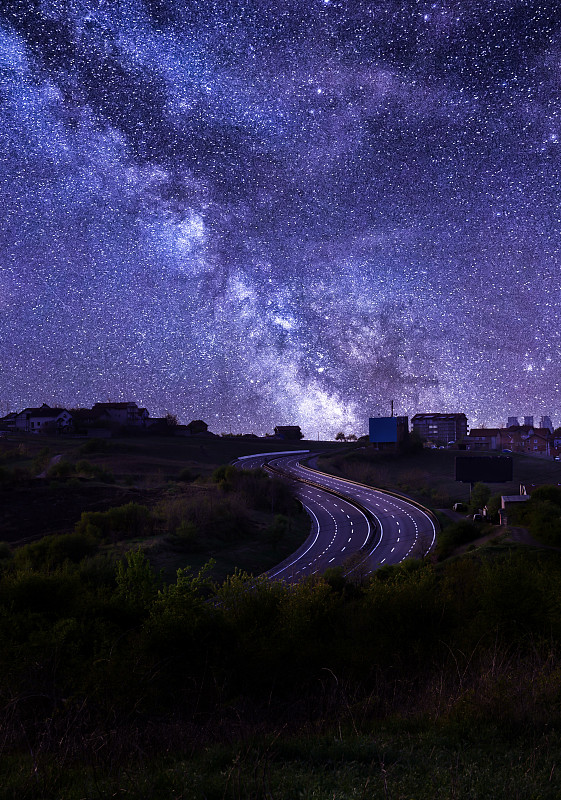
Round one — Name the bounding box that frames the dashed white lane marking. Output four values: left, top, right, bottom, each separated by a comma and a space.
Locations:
268, 502, 321, 578
265, 454, 437, 575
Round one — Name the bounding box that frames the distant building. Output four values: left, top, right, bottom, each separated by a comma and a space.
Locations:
524, 415, 534, 427
91, 402, 149, 427
464, 428, 500, 451
411, 413, 468, 446
185, 419, 209, 435
0, 412, 17, 431
274, 425, 303, 440
507, 416, 519, 427
14, 404, 73, 433
498, 425, 553, 455
500, 494, 530, 525
540, 415, 553, 433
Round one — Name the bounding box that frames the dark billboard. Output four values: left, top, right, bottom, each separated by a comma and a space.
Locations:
455, 456, 513, 483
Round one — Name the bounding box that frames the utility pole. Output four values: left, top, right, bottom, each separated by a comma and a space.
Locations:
390, 400, 394, 417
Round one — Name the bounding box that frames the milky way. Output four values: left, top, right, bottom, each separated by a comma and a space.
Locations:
1, 1, 561, 436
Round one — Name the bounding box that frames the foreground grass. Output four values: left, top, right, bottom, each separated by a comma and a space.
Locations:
3, 723, 560, 799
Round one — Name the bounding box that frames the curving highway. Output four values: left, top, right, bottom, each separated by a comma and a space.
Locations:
235, 451, 438, 582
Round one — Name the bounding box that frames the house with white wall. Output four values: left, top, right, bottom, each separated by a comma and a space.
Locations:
14, 405, 73, 433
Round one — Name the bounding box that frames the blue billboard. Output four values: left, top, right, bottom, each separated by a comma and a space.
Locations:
369, 416, 398, 443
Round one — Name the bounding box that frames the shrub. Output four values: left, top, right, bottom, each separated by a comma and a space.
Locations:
115, 549, 160, 612
75, 503, 154, 542
157, 492, 251, 544
211, 464, 238, 487
166, 520, 199, 551
75, 459, 114, 482
13, 532, 99, 571
0, 570, 80, 613
210, 466, 296, 515
469, 482, 491, 513
486, 493, 502, 523
265, 514, 291, 547
79, 438, 109, 454
177, 467, 197, 482
31, 446, 51, 474
0, 541, 12, 560
517, 487, 561, 546
526, 500, 561, 546
46, 459, 75, 479
435, 520, 481, 560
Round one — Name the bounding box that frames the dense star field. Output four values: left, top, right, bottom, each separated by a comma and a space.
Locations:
1, 1, 560, 436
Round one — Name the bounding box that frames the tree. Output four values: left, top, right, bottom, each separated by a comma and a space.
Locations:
486, 493, 502, 522
165, 412, 178, 427
469, 482, 491, 514
335, 432, 346, 441
115, 549, 160, 613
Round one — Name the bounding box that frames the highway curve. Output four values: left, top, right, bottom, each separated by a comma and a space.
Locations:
235, 451, 438, 582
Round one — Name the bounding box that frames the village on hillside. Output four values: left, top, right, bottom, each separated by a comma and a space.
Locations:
0, 402, 307, 441
1, 403, 560, 457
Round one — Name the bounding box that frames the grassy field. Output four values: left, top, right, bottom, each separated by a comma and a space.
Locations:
317, 446, 561, 508
0, 432, 341, 480
3, 723, 560, 799
0, 432, 343, 581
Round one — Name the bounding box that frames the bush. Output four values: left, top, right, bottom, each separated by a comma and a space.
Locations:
265, 514, 291, 547
115, 549, 160, 612
469, 482, 491, 513
435, 520, 481, 560
517, 487, 561, 546
75, 503, 154, 542
210, 466, 296, 515
75, 459, 114, 482
177, 467, 197, 482
526, 500, 561, 546
79, 438, 109, 454
211, 464, 238, 487
46, 459, 75, 479
13, 532, 99, 571
0, 541, 12, 560
0, 570, 80, 613
166, 520, 199, 551
31, 446, 51, 474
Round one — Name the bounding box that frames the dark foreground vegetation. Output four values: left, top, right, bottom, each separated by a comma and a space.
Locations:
3, 436, 561, 796
0, 434, 311, 582
1, 542, 561, 797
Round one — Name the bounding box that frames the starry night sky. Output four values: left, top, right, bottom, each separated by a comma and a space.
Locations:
1, 1, 561, 437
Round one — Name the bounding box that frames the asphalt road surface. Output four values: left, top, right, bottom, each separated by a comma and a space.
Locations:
235, 451, 437, 582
